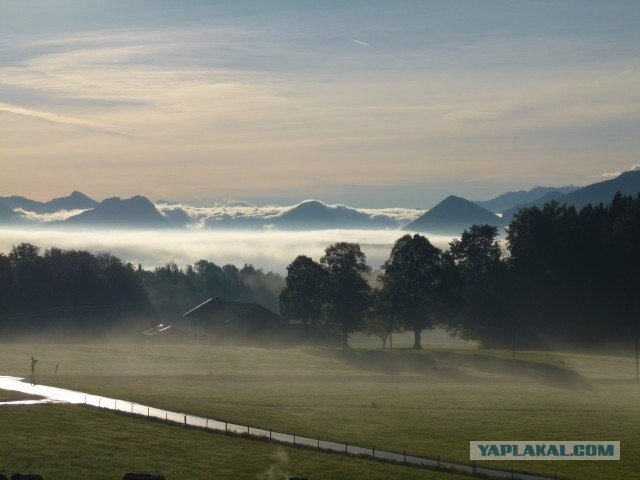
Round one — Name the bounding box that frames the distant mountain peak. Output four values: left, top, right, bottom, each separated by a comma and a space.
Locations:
269, 199, 397, 230
64, 195, 167, 226
0, 190, 98, 214
440, 194, 469, 204
404, 195, 502, 234
296, 199, 328, 207
223, 200, 256, 208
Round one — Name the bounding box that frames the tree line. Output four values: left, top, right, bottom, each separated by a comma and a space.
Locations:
0, 244, 283, 336
0, 244, 150, 334
280, 193, 640, 349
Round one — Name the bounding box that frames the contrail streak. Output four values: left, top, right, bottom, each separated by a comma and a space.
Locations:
348, 38, 370, 47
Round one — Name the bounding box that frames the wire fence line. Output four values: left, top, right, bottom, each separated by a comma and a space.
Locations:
0, 377, 560, 480
82, 393, 559, 480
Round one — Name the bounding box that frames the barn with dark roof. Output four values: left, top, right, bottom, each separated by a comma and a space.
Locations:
183, 297, 284, 343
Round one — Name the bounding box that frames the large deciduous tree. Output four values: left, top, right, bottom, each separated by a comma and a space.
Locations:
449, 224, 502, 280
320, 242, 372, 347
379, 234, 452, 349
280, 255, 330, 334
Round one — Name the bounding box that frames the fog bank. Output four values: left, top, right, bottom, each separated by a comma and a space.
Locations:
0, 228, 455, 273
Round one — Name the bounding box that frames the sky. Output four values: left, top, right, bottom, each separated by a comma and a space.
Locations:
1, 0, 639, 208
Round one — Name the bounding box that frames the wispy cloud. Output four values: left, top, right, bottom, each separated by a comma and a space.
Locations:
0, 102, 131, 136
14, 208, 91, 222
2, 3, 639, 205
592, 164, 640, 179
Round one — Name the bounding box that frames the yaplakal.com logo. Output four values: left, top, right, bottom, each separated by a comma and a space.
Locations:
470, 441, 620, 461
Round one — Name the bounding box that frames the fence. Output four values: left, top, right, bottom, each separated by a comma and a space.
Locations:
83, 393, 558, 480
0, 376, 561, 480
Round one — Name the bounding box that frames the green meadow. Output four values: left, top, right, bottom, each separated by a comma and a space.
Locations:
1, 341, 639, 480
0, 404, 474, 480
0, 390, 40, 402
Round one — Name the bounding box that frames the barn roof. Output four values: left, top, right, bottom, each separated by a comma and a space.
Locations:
183, 297, 280, 325
183, 297, 218, 317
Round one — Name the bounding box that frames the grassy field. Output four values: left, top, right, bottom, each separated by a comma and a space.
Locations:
0, 390, 42, 402
1, 342, 639, 480
0, 404, 474, 480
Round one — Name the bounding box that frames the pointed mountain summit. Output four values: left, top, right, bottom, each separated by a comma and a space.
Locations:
0, 195, 46, 213
47, 191, 98, 212
0, 191, 98, 214
404, 195, 502, 234
64, 195, 167, 226
269, 199, 397, 229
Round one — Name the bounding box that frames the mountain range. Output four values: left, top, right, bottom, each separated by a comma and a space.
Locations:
473, 185, 578, 213
1, 170, 639, 234
63, 195, 166, 226
0, 191, 98, 214
501, 170, 640, 221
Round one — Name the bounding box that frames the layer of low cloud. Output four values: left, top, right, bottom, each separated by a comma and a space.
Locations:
154, 200, 424, 228
11, 199, 424, 227
0, 228, 455, 274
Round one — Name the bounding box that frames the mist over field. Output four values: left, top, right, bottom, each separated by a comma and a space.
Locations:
0, 227, 455, 273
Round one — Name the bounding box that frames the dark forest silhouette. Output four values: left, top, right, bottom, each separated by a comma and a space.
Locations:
0, 245, 282, 338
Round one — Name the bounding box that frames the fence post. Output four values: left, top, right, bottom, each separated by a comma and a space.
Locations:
269, 428, 272, 440
115, 401, 117, 411
345, 441, 348, 453
147, 407, 150, 417
225, 422, 228, 433
293, 433, 296, 446
206, 419, 209, 428
165, 412, 168, 422
317, 437, 320, 449
372, 446, 375, 458
98, 398, 101, 407
403, 450, 406, 464
131, 403, 133, 414
247, 426, 250, 435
